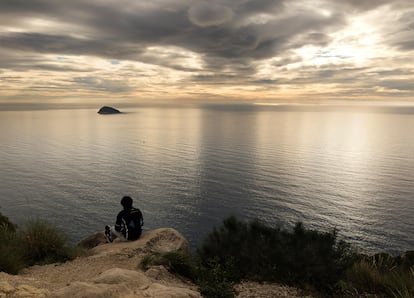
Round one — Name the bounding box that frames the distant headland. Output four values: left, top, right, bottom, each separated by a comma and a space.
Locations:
97, 106, 121, 114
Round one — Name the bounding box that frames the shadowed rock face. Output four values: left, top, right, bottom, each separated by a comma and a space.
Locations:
98, 106, 121, 114
77, 232, 107, 249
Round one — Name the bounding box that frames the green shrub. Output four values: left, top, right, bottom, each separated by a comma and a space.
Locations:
140, 253, 161, 270
138, 216, 414, 298
19, 219, 78, 265
0, 215, 81, 274
140, 251, 196, 280
0, 245, 25, 274
346, 253, 414, 297
140, 252, 235, 298
195, 257, 235, 298
162, 252, 196, 279
386, 269, 414, 298
197, 216, 355, 292
0, 212, 16, 232
346, 258, 385, 293
0, 224, 25, 274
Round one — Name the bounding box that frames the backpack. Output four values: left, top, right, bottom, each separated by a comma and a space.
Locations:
124, 208, 143, 240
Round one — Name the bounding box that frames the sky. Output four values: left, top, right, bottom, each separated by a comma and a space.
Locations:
0, 0, 413, 106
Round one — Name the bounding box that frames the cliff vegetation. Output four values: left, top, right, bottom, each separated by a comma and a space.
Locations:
1, 212, 413, 297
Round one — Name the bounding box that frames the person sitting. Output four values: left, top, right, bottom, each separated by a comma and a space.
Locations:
105, 196, 143, 243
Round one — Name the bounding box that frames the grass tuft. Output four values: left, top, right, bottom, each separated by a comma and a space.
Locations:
0, 223, 25, 274
0, 213, 81, 274
346, 253, 414, 297
19, 219, 76, 265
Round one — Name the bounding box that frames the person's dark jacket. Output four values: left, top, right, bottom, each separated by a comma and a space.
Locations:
115, 207, 143, 240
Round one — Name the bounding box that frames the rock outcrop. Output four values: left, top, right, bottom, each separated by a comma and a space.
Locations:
97, 106, 121, 114
0, 228, 200, 298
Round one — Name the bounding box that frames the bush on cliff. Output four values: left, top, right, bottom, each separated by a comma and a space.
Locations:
344, 252, 414, 297
0, 213, 80, 274
142, 216, 356, 297
141, 251, 235, 298
0, 223, 25, 274
0, 212, 16, 232
20, 219, 80, 265
197, 216, 355, 292
196, 216, 414, 297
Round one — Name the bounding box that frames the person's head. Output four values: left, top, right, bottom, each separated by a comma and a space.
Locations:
120, 196, 133, 210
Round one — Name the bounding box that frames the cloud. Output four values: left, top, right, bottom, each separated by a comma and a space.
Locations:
339, 0, 390, 11
379, 79, 414, 91
0, 0, 344, 64
188, 2, 233, 27
72, 76, 132, 93
391, 9, 414, 50
0, 32, 147, 60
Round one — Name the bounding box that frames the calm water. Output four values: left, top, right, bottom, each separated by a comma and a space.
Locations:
0, 104, 413, 253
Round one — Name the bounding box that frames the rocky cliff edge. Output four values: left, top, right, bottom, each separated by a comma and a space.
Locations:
0, 228, 201, 298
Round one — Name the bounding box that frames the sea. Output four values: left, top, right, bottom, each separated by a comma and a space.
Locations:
0, 103, 413, 253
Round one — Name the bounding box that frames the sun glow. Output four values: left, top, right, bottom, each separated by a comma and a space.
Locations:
295, 13, 387, 68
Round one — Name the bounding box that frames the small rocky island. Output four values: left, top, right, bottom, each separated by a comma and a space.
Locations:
97, 106, 121, 114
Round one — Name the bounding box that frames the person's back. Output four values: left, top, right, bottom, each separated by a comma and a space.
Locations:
116, 206, 143, 240
105, 195, 144, 243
